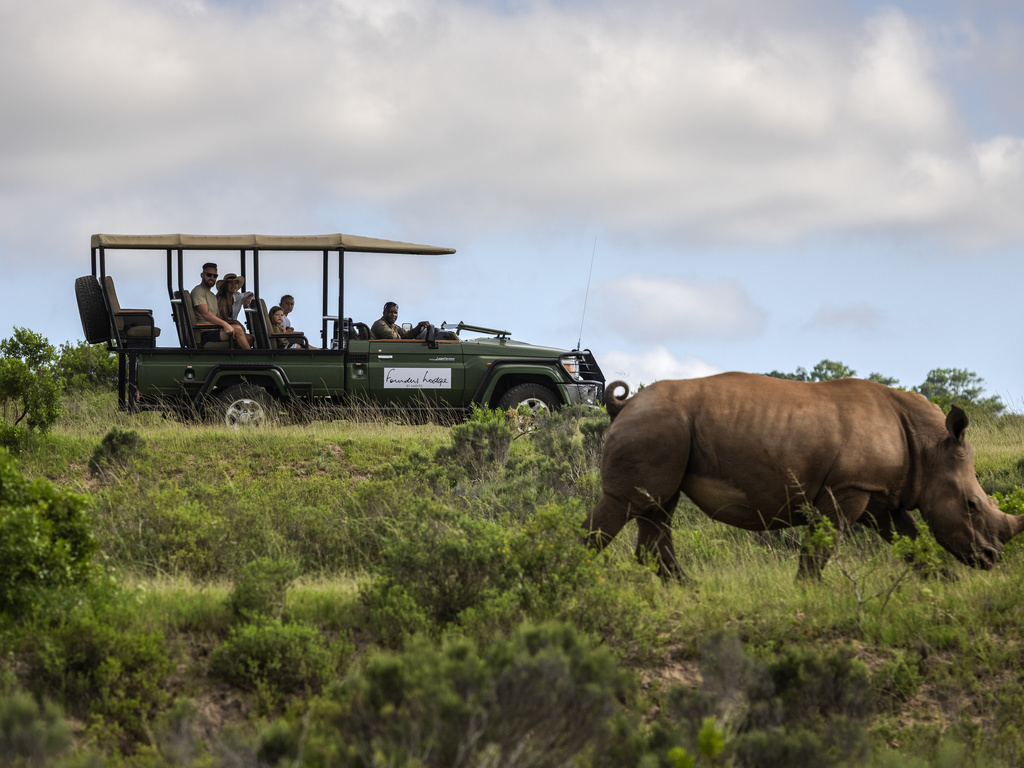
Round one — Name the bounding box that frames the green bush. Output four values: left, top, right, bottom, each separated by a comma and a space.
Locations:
55, 340, 117, 392
0, 688, 72, 766
28, 601, 172, 749
298, 622, 633, 768
434, 404, 513, 480
209, 618, 337, 697
88, 426, 145, 479
663, 633, 874, 768
0, 448, 98, 614
225, 556, 300, 622
366, 502, 517, 626
0, 327, 63, 439
355, 582, 431, 649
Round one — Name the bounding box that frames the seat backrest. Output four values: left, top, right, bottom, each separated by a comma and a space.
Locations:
173, 290, 199, 348
103, 276, 124, 331
250, 299, 273, 349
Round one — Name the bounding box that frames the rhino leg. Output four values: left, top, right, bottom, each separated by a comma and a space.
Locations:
583, 493, 631, 550
584, 491, 688, 581
797, 489, 871, 580
635, 492, 686, 580
860, 508, 918, 544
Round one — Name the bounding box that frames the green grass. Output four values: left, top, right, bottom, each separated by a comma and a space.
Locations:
4, 391, 1024, 765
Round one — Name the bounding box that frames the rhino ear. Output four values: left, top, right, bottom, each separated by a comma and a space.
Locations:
946, 405, 969, 444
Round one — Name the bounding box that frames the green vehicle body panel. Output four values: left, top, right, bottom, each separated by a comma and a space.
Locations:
129, 333, 600, 416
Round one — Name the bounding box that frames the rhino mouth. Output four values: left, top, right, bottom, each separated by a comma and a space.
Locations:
955, 544, 1001, 570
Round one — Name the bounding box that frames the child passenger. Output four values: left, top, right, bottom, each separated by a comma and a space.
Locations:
269, 305, 299, 348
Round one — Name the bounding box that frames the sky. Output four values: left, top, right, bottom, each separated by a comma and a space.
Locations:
2, 0, 1023, 407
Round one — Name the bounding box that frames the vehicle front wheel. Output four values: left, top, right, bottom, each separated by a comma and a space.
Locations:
212, 384, 278, 428
497, 383, 560, 415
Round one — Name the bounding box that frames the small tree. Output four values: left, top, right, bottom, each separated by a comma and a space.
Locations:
914, 368, 1004, 415
766, 360, 862, 382
866, 372, 901, 387
0, 328, 63, 443
764, 366, 809, 381
808, 359, 855, 381
55, 340, 117, 392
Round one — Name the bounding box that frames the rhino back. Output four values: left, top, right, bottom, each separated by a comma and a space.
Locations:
603, 373, 938, 527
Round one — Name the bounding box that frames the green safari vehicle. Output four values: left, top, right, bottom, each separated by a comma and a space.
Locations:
75, 233, 605, 426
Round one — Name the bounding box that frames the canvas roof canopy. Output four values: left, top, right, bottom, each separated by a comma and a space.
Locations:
91, 233, 456, 255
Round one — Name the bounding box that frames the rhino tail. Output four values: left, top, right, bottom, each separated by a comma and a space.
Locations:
605, 380, 630, 421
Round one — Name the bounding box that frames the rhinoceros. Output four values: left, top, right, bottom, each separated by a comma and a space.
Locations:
583, 372, 1024, 579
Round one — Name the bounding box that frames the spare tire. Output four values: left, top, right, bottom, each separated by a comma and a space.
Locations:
75, 276, 111, 344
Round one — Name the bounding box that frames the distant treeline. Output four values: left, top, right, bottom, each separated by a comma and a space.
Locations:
764, 359, 1005, 414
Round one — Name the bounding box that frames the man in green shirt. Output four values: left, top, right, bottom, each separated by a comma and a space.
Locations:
370, 301, 428, 340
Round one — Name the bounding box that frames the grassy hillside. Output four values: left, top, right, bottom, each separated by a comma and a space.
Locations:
3, 393, 1024, 766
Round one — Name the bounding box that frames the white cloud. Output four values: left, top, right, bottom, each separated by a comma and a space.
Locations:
2, 0, 1023, 249
600, 346, 723, 391
591, 275, 767, 341
804, 301, 887, 335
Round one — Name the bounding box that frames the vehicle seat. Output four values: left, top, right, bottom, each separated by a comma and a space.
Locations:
175, 290, 231, 349
345, 318, 371, 341
103, 276, 161, 348
252, 299, 308, 349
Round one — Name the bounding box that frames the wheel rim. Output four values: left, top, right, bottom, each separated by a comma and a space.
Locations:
223, 397, 267, 428
508, 396, 551, 434
519, 397, 551, 416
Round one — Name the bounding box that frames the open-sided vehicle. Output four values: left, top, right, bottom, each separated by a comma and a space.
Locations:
75, 233, 605, 425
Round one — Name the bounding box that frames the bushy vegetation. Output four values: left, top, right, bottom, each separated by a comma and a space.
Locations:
0, 327, 64, 448
3, 373, 1024, 765
0, 447, 98, 614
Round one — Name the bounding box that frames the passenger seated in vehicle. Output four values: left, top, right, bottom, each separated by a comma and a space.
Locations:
269, 305, 309, 349
190, 263, 251, 349
279, 295, 295, 332
370, 301, 428, 340
215, 273, 255, 347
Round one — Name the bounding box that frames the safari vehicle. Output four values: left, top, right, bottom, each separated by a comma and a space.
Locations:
75, 233, 605, 426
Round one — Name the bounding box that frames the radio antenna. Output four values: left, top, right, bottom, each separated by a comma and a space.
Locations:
577, 236, 597, 351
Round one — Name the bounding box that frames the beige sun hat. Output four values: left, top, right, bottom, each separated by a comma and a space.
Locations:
216, 273, 244, 291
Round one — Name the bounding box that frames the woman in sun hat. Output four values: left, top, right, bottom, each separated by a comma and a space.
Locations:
215, 273, 254, 322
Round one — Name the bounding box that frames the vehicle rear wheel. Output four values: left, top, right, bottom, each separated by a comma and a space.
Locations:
75, 276, 111, 344
497, 383, 560, 415
212, 384, 278, 428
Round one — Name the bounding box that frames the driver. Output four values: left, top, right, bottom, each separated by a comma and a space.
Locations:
370, 301, 428, 340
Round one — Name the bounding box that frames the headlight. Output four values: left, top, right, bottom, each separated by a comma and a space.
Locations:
562, 358, 579, 379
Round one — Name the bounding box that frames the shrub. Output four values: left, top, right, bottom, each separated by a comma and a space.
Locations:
0, 327, 63, 439
434, 404, 513, 480
209, 618, 337, 697
0, 448, 98, 614
55, 340, 117, 392
0, 688, 72, 766
301, 622, 633, 768
225, 556, 300, 622
663, 633, 874, 768
28, 601, 172, 748
88, 427, 145, 479
891, 521, 949, 580
579, 411, 610, 469
366, 503, 516, 626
